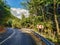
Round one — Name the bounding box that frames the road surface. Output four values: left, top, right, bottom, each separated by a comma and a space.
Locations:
0, 28, 36, 45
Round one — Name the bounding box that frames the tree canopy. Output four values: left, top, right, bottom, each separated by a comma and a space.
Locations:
0, 0, 12, 25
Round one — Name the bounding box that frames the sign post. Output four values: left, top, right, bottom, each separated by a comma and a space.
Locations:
37, 25, 44, 32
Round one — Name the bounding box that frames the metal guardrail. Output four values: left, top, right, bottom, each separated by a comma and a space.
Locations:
33, 31, 55, 45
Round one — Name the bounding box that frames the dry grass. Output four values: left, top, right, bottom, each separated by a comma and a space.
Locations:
0, 26, 6, 33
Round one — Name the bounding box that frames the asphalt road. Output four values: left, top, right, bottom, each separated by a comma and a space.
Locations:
0, 28, 36, 45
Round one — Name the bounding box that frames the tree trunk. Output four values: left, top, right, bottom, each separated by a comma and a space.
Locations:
54, 0, 60, 35
41, 6, 45, 22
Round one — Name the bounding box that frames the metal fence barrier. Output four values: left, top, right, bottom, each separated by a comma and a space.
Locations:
33, 31, 55, 45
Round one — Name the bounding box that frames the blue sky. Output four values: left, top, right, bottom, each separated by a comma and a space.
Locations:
6, 0, 24, 8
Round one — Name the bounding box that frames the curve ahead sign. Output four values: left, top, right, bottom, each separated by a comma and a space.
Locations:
37, 25, 44, 29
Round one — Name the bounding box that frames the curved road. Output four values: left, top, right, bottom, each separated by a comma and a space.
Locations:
0, 28, 36, 45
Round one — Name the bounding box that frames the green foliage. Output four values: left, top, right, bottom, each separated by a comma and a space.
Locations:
0, 0, 11, 25
21, 0, 60, 44
7, 19, 12, 27
20, 15, 53, 29
0, 0, 21, 28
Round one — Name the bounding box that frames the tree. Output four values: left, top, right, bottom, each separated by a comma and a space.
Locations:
0, 0, 11, 25
54, 0, 60, 35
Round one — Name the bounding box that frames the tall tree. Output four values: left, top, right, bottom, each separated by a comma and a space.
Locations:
53, 0, 60, 34
0, 0, 11, 25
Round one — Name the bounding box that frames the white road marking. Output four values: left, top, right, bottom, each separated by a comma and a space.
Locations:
0, 29, 15, 45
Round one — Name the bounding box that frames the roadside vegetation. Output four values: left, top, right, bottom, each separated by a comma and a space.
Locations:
20, 0, 60, 45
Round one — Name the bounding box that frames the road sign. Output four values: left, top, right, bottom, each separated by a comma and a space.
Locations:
37, 25, 44, 29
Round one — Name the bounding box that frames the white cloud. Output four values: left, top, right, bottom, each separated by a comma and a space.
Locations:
10, 8, 29, 19
17, 11, 20, 14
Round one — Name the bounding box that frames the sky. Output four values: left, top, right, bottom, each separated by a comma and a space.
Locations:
11, 8, 29, 19
5, 0, 29, 19
5, 0, 24, 8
